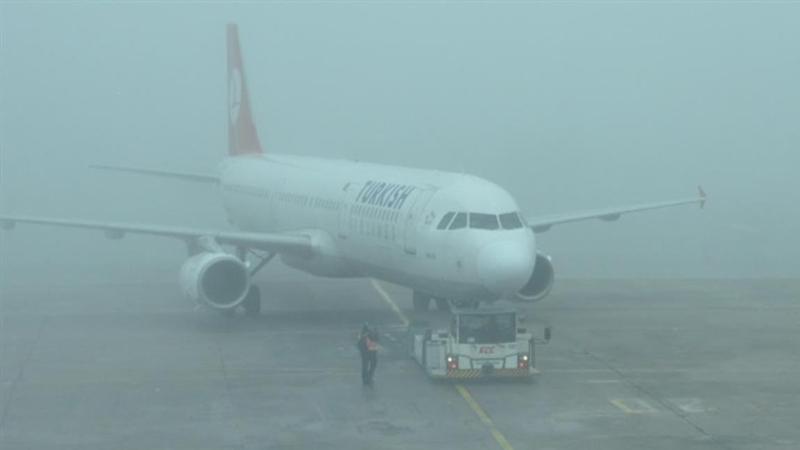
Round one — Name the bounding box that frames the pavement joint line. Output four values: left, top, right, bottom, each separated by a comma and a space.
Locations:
214, 338, 249, 450
16, 368, 426, 388
367, 282, 515, 450
0, 315, 46, 431
370, 279, 409, 327
584, 379, 622, 384
559, 330, 727, 448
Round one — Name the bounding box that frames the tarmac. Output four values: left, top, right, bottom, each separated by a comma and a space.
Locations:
1, 270, 799, 450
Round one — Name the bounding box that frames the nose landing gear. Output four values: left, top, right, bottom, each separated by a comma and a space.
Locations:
412, 291, 431, 312
413, 291, 479, 312
451, 299, 480, 309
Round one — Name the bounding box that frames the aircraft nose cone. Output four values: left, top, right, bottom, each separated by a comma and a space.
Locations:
477, 240, 534, 297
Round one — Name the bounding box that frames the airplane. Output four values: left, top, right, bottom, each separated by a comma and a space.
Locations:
0, 24, 706, 315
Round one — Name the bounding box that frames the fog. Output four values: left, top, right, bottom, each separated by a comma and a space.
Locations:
2, 2, 799, 282
4, 4, 800, 450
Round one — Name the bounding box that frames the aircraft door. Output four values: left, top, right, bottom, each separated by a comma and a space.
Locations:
337, 182, 362, 241
403, 188, 435, 255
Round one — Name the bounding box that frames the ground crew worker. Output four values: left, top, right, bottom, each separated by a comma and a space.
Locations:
357, 324, 379, 385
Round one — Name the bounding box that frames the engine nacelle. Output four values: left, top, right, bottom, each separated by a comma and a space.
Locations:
515, 253, 555, 303
179, 252, 250, 310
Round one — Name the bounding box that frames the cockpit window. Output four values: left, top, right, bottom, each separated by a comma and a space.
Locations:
441, 211, 524, 231
437, 212, 455, 230
449, 212, 467, 230
469, 213, 499, 230
499, 212, 523, 230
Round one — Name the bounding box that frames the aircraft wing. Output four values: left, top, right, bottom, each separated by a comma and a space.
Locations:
0, 215, 312, 255
526, 187, 706, 233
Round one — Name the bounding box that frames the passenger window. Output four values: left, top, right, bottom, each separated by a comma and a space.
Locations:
469, 213, 499, 230
437, 212, 455, 230
499, 212, 523, 230
449, 212, 467, 230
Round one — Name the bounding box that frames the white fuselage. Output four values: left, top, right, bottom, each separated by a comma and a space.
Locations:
219, 154, 536, 301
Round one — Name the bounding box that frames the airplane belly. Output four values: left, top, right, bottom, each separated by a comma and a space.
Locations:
280, 229, 360, 277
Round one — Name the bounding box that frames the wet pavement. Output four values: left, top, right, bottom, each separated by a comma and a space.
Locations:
2, 272, 798, 450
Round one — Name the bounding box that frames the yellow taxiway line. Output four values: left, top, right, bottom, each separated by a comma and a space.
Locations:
370, 279, 409, 327
370, 279, 515, 450
456, 384, 516, 450
610, 398, 638, 414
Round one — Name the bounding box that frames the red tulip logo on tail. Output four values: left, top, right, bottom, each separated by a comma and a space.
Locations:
227, 24, 263, 156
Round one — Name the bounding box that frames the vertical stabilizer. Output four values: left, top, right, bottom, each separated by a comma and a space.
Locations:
227, 23, 263, 156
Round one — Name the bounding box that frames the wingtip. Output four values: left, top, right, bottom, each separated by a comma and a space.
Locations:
698, 185, 707, 209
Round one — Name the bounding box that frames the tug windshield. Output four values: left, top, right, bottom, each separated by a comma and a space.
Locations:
458, 313, 516, 344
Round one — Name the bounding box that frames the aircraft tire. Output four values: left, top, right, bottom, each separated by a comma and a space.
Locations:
243, 285, 261, 316
412, 291, 430, 312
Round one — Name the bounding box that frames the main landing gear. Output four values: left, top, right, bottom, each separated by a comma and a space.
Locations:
243, 285, 261, 316
435, 298, 451, 312
238, 248, 276, 317
451, 299, 480, 309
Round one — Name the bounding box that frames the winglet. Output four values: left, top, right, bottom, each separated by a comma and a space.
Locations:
227, 23, 263, 156
698, 185, 707, 209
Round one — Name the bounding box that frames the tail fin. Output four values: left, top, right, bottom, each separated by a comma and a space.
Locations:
227, 23, 263, 156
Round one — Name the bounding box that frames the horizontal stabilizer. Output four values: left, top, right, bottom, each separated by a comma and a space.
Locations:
90, 164, 218, 183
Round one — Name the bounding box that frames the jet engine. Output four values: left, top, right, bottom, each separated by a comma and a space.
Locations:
515, 253, 555, 302
179, 252, 250, 310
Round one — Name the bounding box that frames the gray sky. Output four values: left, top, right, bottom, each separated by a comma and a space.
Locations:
1, 2, 798, 281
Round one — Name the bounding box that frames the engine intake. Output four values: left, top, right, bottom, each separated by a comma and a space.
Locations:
179, 252, 250, 310
515, 253, 554, 303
